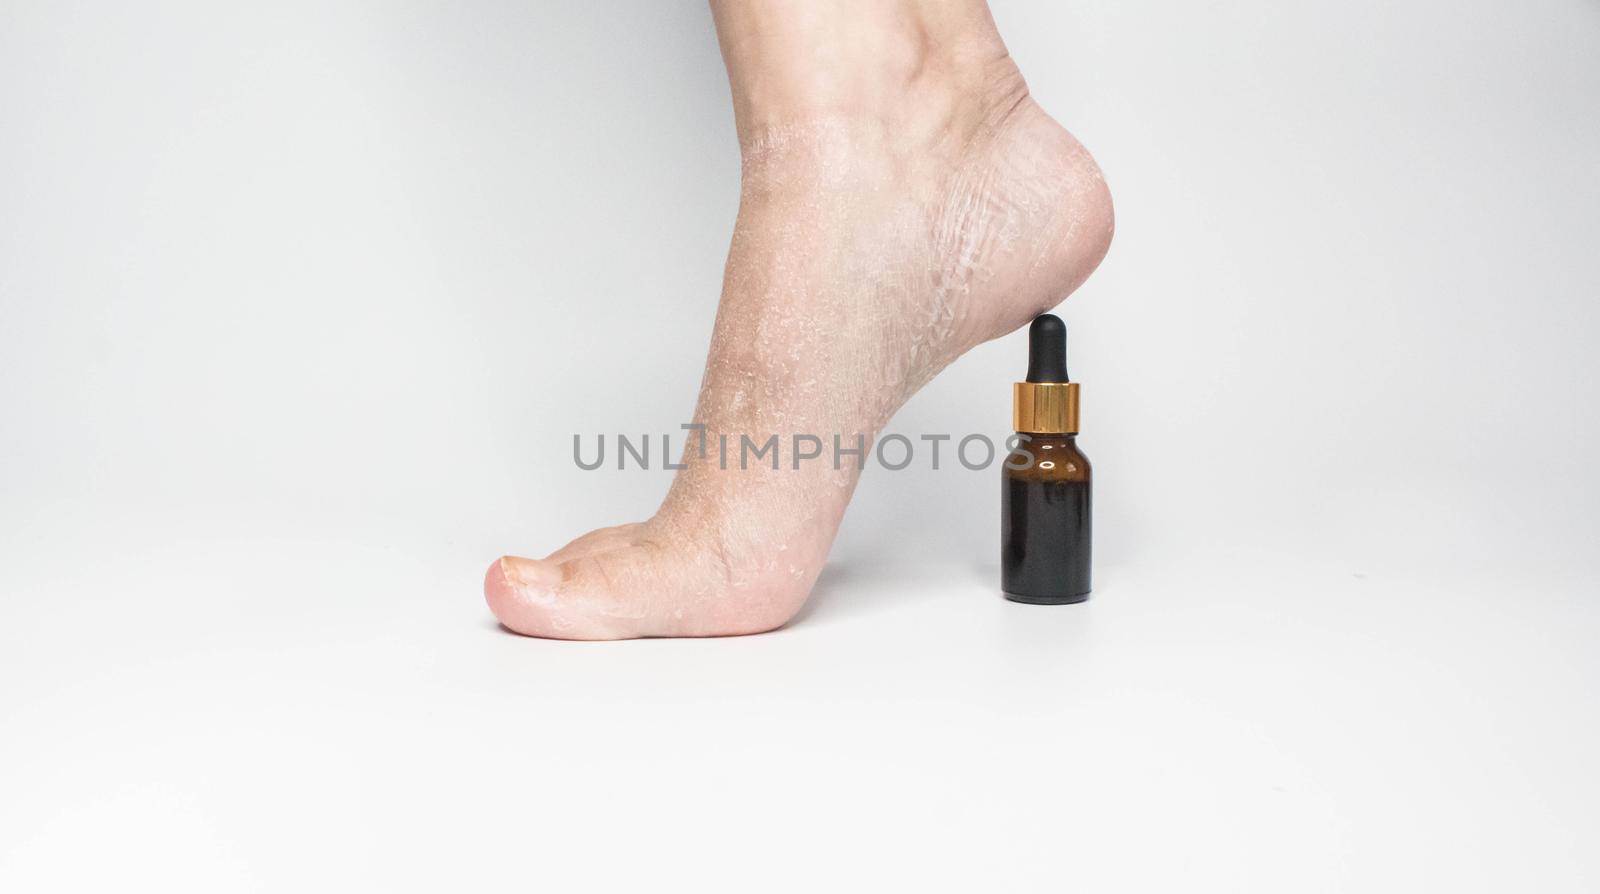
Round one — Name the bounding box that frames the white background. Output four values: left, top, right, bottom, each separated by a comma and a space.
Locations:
3, 1, 1598, 890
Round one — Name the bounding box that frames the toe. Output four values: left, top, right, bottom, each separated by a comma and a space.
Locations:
484, 555, 571, 639
484, 537, 810, 640
543, 522, 643, 565
484, 553, 645, 640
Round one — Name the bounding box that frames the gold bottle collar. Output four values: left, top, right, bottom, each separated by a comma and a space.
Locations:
1013, 381, 1080, 434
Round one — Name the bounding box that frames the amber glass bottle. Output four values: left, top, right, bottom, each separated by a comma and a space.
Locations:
1002, 315, 1092, 604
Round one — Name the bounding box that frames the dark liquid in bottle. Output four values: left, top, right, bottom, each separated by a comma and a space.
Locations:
1001, 436, 1091, 604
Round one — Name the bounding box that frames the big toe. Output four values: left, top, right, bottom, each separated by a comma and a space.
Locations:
485, 555, 575, 639
486, 552, 658, 640
484, 538, 809, 640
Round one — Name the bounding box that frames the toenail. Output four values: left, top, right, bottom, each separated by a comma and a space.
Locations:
500, 556, 560, 592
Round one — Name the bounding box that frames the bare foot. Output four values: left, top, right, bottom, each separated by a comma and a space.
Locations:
487, 8, 1112, 639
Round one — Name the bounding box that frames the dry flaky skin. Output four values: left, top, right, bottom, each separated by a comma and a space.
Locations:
486, 51, 1113, 639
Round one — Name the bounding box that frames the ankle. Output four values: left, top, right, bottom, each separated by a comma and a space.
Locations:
714, 2, 1024, 151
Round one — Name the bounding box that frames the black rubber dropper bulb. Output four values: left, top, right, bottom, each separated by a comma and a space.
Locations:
1025, 313, 1069, 383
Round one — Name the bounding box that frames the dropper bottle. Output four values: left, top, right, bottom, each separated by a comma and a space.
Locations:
1002, 314, 1092, 603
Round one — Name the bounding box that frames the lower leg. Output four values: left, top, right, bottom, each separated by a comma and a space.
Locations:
486, 0, 1112, 639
